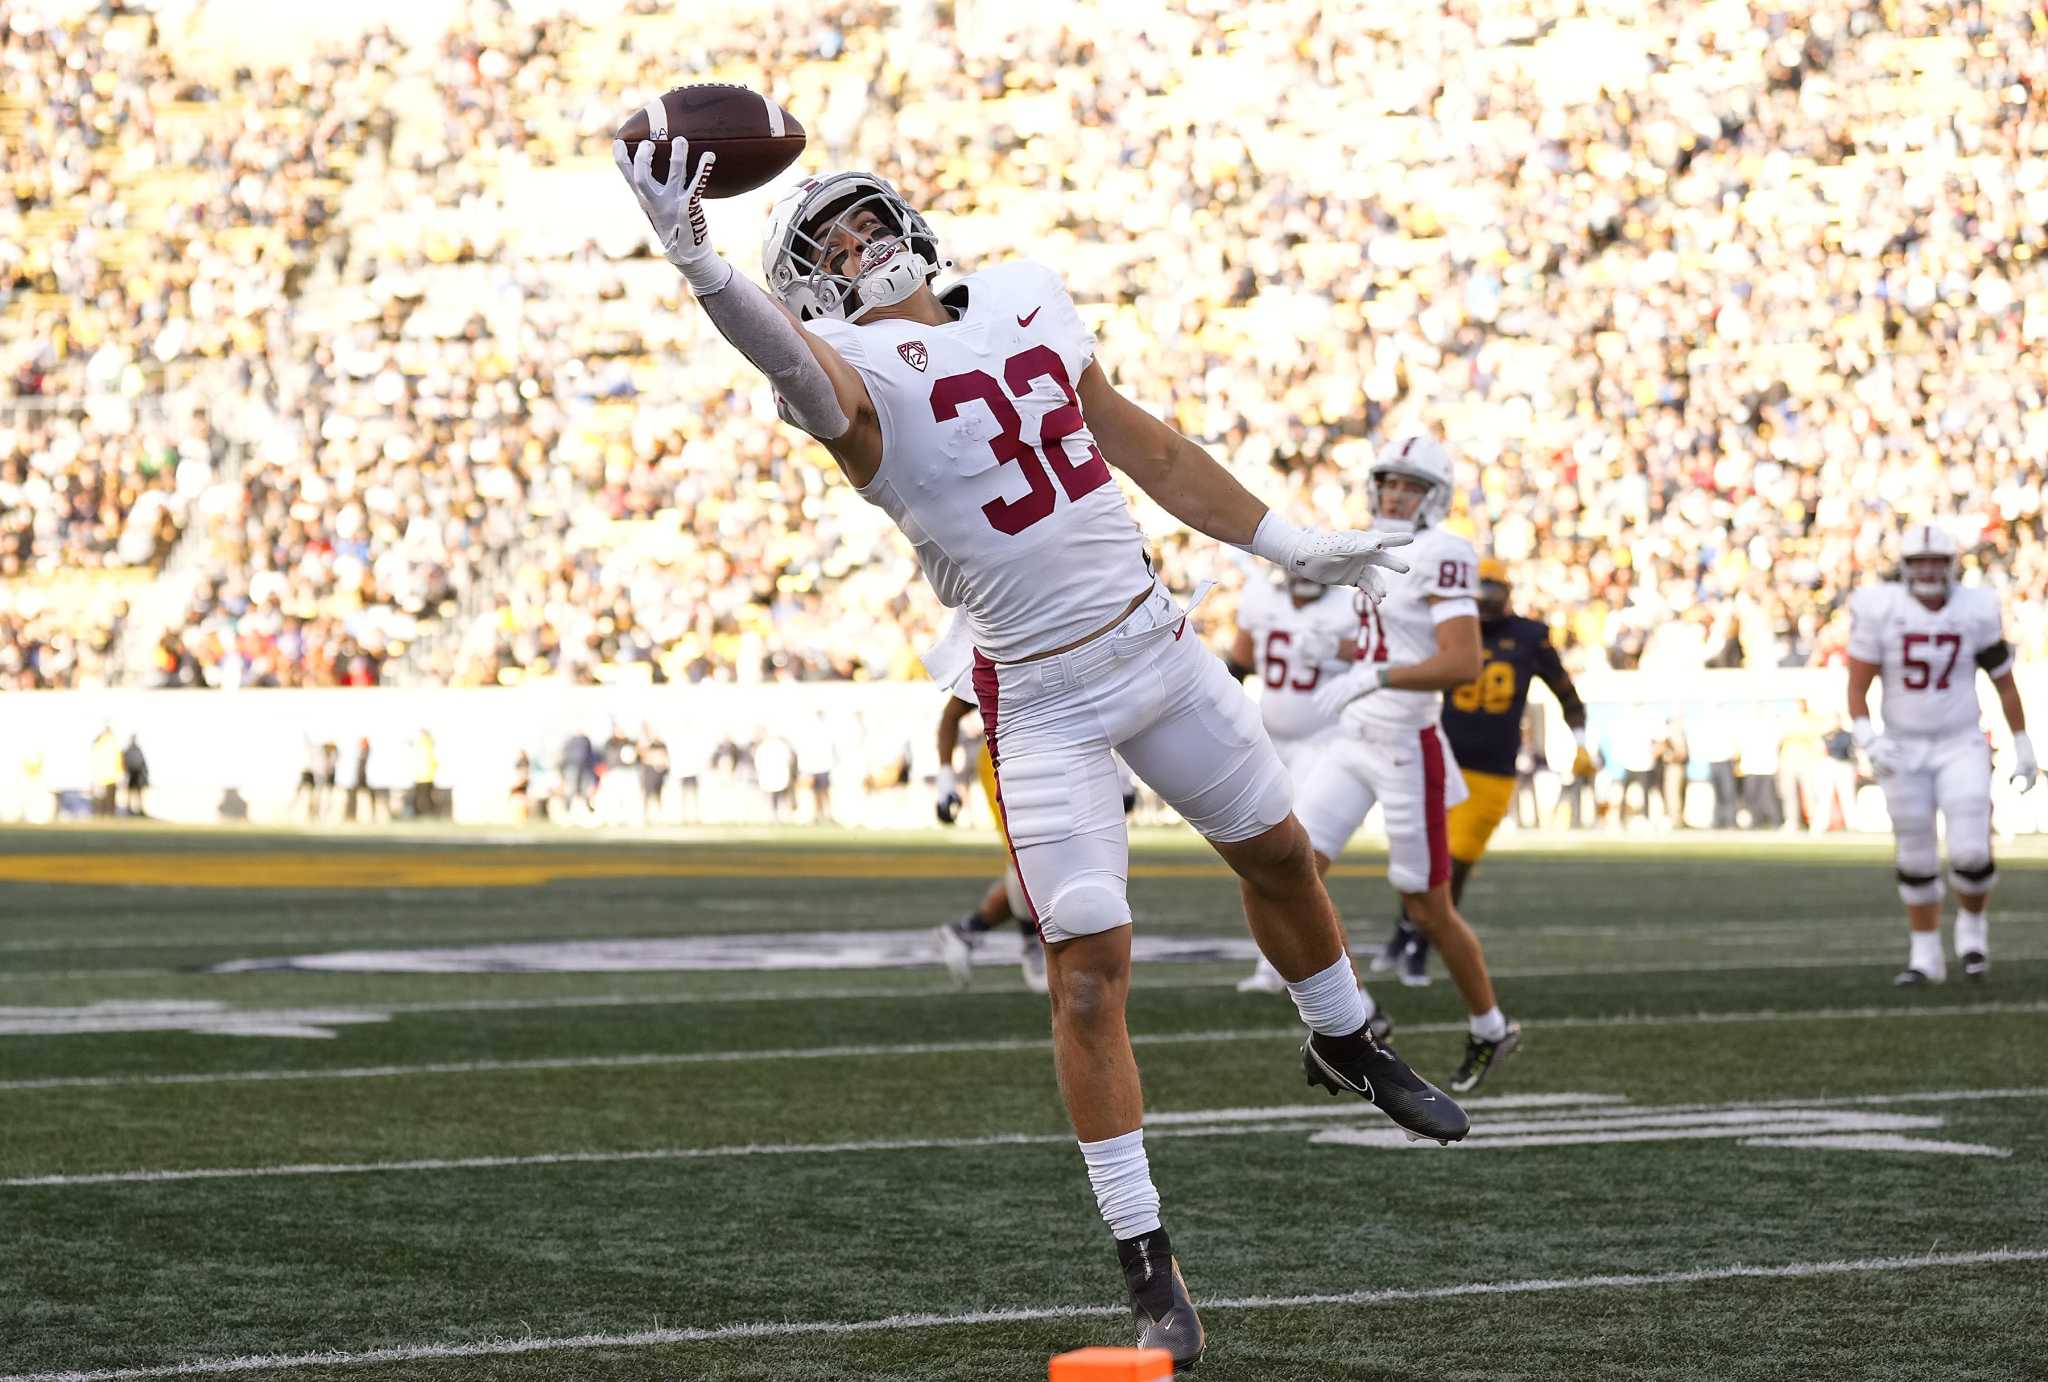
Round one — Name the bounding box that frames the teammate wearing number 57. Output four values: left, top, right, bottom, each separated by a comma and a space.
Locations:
1846, 524, 2036, 986
615, 138, 1464, 1367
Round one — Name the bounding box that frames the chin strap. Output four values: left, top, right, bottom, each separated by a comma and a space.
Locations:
847, 239, 936, 319
699, 271, 850, 440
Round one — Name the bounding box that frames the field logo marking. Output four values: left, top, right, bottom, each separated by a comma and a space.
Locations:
7, 1090, 2033, 1188
0, 1001, 387, 1041
1310, 1097, 2009, 1158
208, 930, 1264, 975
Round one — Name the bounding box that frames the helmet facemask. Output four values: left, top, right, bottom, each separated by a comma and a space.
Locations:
1903, 555, 1955, 601
1364, 436, 1455, 534
1898, 524, 1960, 603
1366, 470, 1448, 535
764, 174, 948, 323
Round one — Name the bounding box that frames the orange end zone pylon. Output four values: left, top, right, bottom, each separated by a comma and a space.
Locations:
1048, 1346, 1176, 1381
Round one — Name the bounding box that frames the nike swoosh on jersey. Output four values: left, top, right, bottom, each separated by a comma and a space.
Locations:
1017, 307, 1041, 327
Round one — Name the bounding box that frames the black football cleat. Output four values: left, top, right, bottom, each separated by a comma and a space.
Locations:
1400, 936, 1432, 988
1960, 950, 1988, 980
1893, 967, 1942, 986
1449, 1020, 1522, 1094
1303, 1026, 1468, 1144
1368, 915, 1415, 974
1117, 1229, 1204, 1371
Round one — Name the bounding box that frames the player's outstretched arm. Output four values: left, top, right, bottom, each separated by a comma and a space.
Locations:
614, 137, 883, 481
1076, 363, 1409, 591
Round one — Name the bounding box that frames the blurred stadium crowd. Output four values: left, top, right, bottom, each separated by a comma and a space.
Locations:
3, 0, 2046, 693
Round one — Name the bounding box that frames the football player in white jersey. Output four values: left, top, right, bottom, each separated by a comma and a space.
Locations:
1228, 571, 1369, 997
1298, 436, 1522, 1094
1846, 523, 2036, 985
615, 141, 1469, 1365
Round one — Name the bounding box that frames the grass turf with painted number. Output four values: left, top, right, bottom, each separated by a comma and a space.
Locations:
3, 826, 2045, 1380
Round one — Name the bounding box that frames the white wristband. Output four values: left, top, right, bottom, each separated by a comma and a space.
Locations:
680, 252, 736, 297
1851, 717, 1877, 750
936, 764, 959, 796
1571, 727, 1589, 750
1243, 510, 1305, 567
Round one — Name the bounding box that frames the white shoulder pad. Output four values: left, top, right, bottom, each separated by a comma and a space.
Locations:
1417, 529, 1480, 599
803, 314, 868, 367
1012, 259, 1095, 365
1844, 583, 1892, 663
1964, 585, 2006, 644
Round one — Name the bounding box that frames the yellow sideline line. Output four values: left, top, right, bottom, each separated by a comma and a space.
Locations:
0, 851, 1381, 889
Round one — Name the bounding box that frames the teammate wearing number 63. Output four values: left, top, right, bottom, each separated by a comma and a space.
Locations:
615, 138, 1462, 1366
1846, 523, 2036, 987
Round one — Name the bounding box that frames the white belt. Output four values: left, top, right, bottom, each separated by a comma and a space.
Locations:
990, 580, 1215, 694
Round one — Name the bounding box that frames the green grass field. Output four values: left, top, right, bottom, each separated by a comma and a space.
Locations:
4, 825, 2045, 1381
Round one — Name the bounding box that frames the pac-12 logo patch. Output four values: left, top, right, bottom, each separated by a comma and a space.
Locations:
897, 340, 928, 372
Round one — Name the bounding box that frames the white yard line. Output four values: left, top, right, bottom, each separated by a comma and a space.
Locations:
3, 943, 2044, 996
7, 999, 2044, 1094
3, 1247, 2041, 1381
8, 1088, 2043, 1190
0, 970, 173, 984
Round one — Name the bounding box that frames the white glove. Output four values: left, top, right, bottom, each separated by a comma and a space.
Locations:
1313, 665, 1387, 721
1245, 513, 1412, 595
613, 136, 732, 295
1851, 717, 1899, 778
2011, 731, 2039, 793
935, 764, 962, 825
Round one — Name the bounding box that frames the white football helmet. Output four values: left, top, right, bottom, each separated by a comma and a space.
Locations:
762, 172, 952, 323
1900, 522, 1959, 600
1366, 434, 1454, 533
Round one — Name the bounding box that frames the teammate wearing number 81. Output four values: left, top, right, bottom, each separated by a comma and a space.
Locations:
614, 140, 1467, 1367
1297, 436, 1522, 1094
1846, 523, 2036, 986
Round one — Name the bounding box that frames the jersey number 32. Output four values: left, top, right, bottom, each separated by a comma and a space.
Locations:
929, 348, 1112, 535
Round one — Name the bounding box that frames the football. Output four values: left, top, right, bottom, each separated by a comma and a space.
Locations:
614, 83, 806, 197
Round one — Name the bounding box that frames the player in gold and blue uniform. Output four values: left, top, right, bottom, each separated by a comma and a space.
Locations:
1372, 558, 1592, 984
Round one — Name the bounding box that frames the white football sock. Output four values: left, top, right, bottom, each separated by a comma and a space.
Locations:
1955, 909, 1988, 958
1286, 954, 1370, 1036
1908, 929, 1945, 977
1078, 1128, 1162, 1240
1470, 1005, 1509, 1042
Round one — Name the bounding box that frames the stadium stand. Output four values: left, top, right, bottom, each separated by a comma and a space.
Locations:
3, 0, 2045, 693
